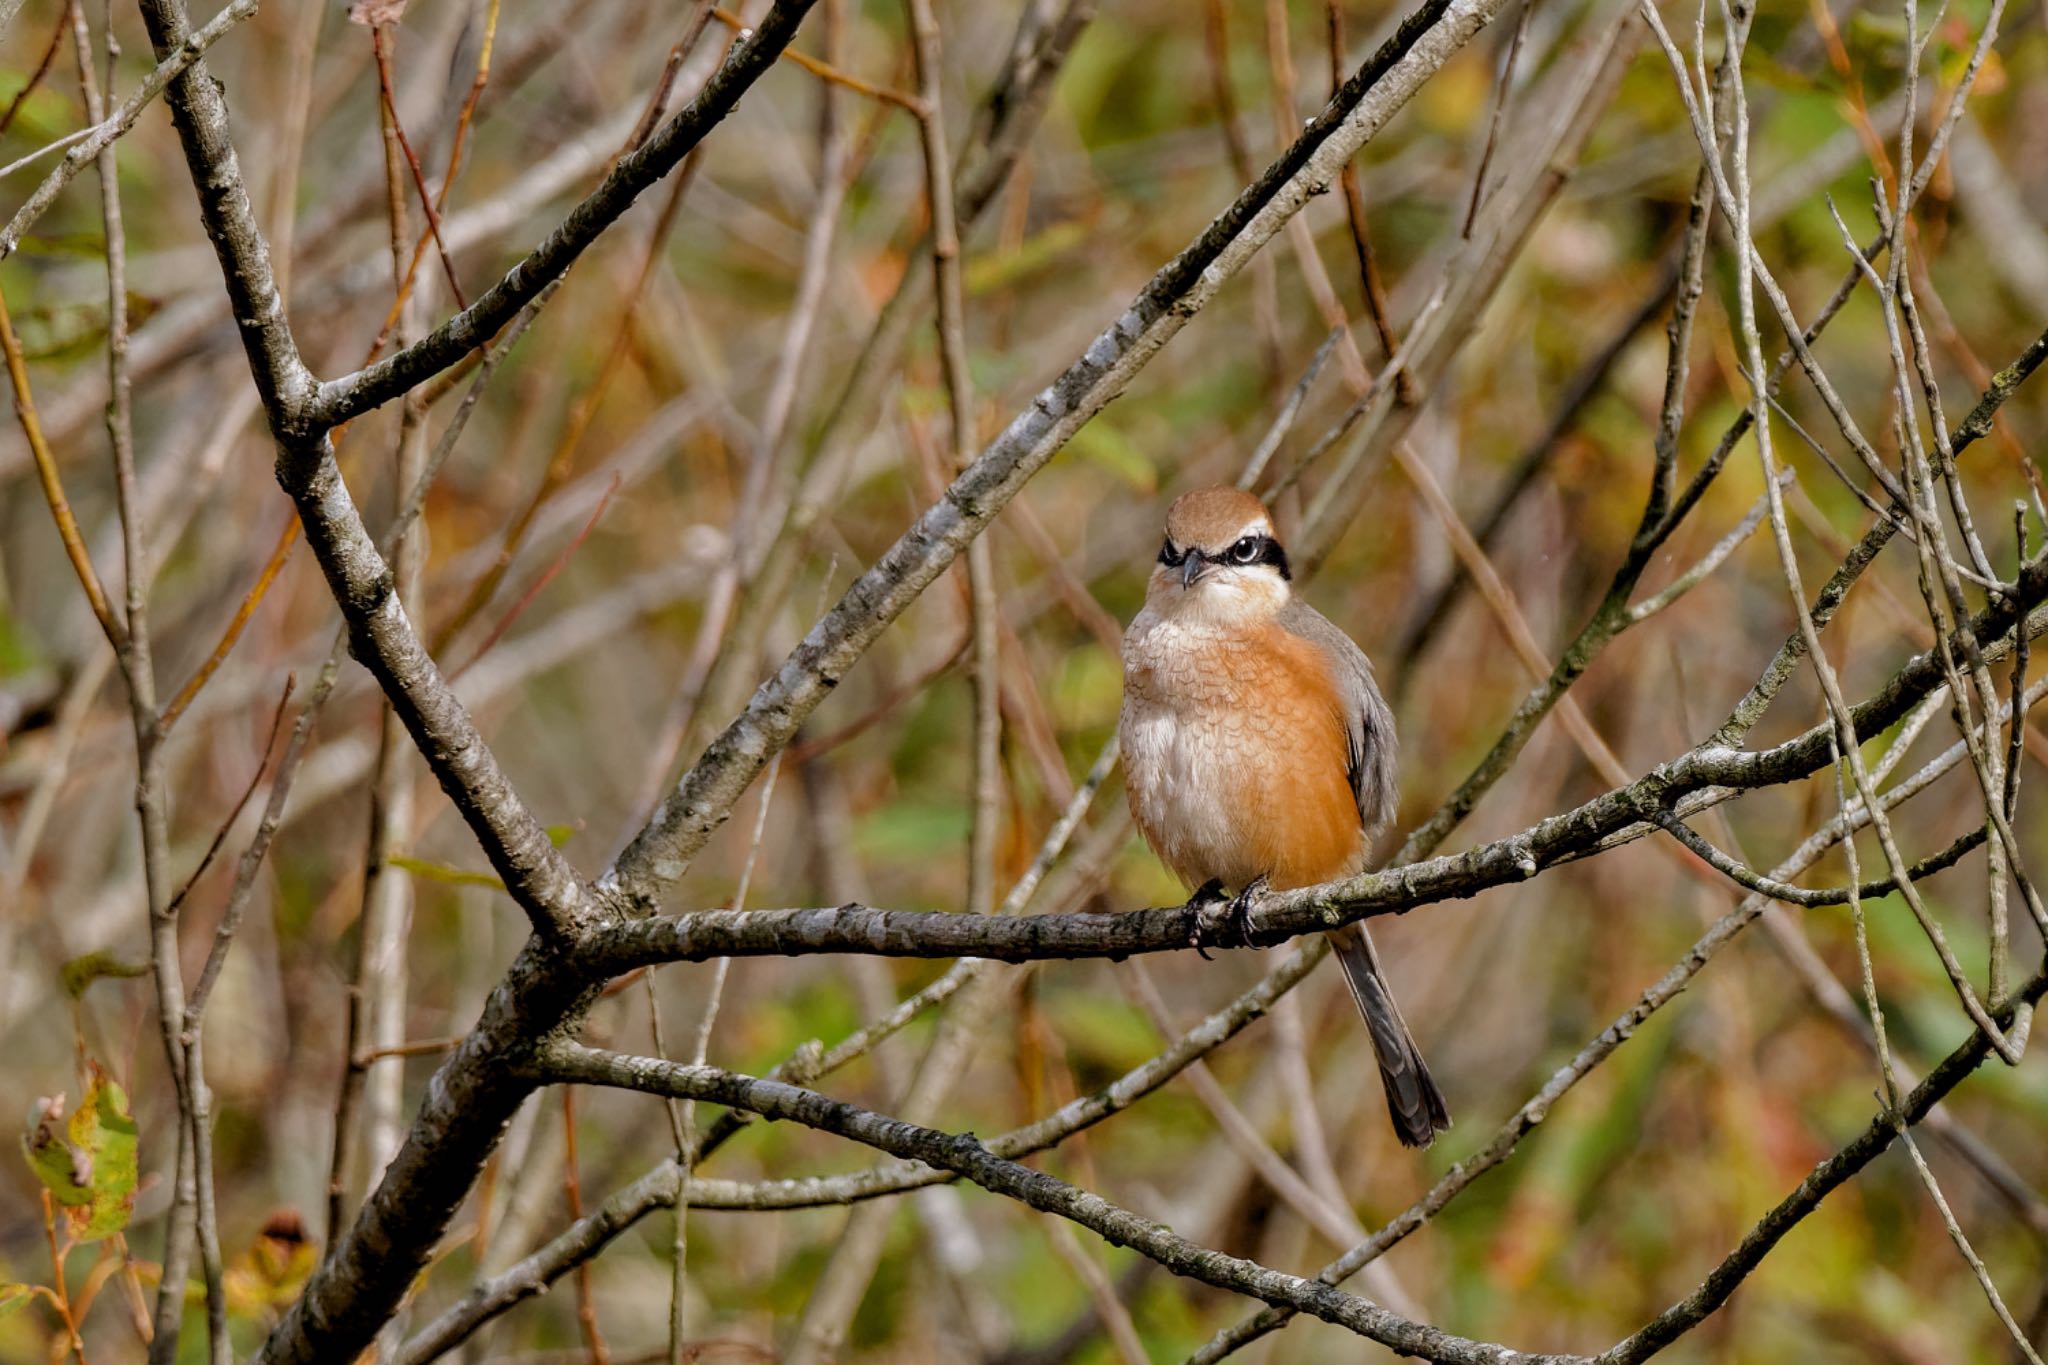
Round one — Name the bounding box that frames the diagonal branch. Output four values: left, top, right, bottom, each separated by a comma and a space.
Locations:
131, 0, 616, 940
134, 0, 312, 417
1594, 962, 2048, 1364
252, 942, 600, 1365
0, 0, 256, 261
310, 1, 822, 429
539, 1042, 1587, 1365
1185, 677, 2002, 1362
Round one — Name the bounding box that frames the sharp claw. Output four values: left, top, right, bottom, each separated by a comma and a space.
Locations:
1226, 875, 1268, 943
1185, 879, 1228, 959
1186, 877, 1263, 960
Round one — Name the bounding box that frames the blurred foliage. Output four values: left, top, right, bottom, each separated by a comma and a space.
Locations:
1, 0, 2046, 1360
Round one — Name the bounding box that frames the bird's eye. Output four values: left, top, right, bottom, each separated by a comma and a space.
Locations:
1230, 536, 1263, 564
1157, 539, 1185, 567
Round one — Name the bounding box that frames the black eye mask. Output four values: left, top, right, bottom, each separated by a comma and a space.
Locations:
1157, 534, 1291, 580
1231, 534, 1291, 580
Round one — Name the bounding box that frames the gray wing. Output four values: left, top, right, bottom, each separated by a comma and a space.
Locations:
1276, 598, 1399, 837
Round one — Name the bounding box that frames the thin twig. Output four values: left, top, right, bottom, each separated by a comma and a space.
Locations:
560, 1087, 612, 1365
1323, 0, 1408, 383
2, 288, 119, 645
368, 22, 467, 308
0, 0, 259, 260
1460, 0, 1534, 237
672, 728, 789, 1357
163, 676, 295, 924
708, 5, 924, 112
156, 519, 297, 733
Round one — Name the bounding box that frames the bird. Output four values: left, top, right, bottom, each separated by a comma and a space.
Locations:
1119, 485, 1451, 1148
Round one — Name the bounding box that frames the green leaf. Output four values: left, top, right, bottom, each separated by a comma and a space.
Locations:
23, 1094, 89, 1205
59, 950, 151, 1000
0, 1281, 41, 1317
21, 1067, 140, 1241
73, 1068, 139, 1241
387, 855, 505, 891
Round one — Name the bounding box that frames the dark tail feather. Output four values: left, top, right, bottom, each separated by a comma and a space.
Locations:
1329, 925, 1450, 1148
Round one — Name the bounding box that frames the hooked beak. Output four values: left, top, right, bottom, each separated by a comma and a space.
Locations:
1181, 552, 1210, 588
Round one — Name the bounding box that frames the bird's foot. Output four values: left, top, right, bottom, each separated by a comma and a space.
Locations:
1226, 874, 1269, 945
1186, 876, 1265, 959
1184, 879, 1228, 960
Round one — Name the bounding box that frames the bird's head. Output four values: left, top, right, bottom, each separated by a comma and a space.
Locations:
1147, 486, 1292, 624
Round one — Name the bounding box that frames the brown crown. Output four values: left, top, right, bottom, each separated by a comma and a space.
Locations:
1163, 486, 1274, 551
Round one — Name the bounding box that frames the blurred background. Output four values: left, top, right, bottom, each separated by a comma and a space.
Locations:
2, 0, 2047, 1359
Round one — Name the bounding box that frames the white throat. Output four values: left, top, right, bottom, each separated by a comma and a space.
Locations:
1154, 565, 1290, 631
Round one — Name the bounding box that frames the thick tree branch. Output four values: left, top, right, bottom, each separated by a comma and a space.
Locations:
133, 0, 607, 940
277, 434, 593, 937
134, 0, 313, 418
252, 944, 597, 1365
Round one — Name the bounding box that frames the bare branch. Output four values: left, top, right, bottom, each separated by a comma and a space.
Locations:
0, 0, 257, 261
311, 2, 823, 429
1595, 964, 2048, 1363
541, 1042, 1585, 1365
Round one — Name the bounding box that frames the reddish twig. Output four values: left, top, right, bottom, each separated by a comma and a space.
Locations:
1324, 0, 1407, 387
562, 1086, 612, 1365
353, 1035, 464, 1065
369, 23, 467, 309
452, 472, 623, 679
429, 0, 501, 217
430, 162, 695, 655
40, 1190, 88, 1365
1461, 0, 1534, 237
0, 3, 75, 139
164, 675, 297, 919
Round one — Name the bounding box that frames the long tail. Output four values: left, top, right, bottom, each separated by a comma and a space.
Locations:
1328, 924, 1450, 1148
